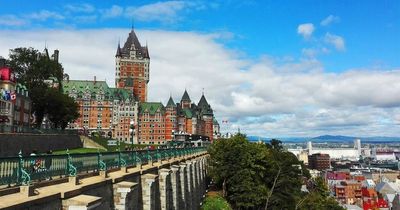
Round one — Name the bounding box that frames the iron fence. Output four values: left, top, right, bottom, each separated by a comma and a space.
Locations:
0, 147, 206, 188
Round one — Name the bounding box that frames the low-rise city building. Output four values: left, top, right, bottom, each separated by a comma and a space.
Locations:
0, 57, 32, 133
308, 153, 330, 170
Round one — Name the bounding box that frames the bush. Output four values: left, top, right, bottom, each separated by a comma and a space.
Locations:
201, 194, 232, 210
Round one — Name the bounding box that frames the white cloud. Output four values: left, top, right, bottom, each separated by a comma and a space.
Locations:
321, 15, 340, 26
73, 15, 97, 23
125, 1, 187, 23
297, 23, 315, 39
102, 5, 124, 19
324, 32, 345, 51
65, 3, 95, 13
0, 28, 399, 137
0, 15, 27, 26
27, 10, 64, 21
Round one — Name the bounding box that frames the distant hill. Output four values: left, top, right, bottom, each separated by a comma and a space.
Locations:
311, 135, 400, 143
247, 136, 309, 142
246, 135, 400, 143
311, 135, 356, 142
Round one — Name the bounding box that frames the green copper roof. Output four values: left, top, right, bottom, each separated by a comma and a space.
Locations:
166, 96, 176, 107
182, 108, 192, 118
181, 90, 191, 101
139, 102, 165, 115
213, 117, 219, 125
62, 80, 134, 101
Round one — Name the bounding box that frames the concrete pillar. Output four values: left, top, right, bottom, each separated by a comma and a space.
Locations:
141, 174, 160, 210
179, 163, 188, 210
170, 165, 181, 210
186, 161, 193, 210
62, 194, 103, 210
195, 159, 202, 203
159, 168, 172, 210
199, 158, 205, 197
113, 181, 139, 210
191, 160, 199, 210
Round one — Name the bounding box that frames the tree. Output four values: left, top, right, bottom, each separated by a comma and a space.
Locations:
298, 177, 345, 210
46, 88, 80, 129
208, 134, 268, 209
7, 47, 79, 128
208, 136, 344, 210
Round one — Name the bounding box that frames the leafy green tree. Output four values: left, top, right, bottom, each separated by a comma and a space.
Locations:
46, 88, 80, 129
208, 136, 344, 210
298, 177, 345, 210
208, 134, 268, 209
7, 47, 79, 128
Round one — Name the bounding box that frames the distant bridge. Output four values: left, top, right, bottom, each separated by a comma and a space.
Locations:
0, 147, 209, 210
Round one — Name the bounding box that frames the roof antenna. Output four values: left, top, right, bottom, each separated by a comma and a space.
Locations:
202, 88, 204, 96
44, 40, 47, 49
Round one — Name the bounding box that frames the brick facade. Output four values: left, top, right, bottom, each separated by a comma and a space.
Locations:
66, 28, 218, 145
115, 29, 149, 103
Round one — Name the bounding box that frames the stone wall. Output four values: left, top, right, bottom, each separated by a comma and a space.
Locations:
0, 134, 82, 157
0, 152, 209, 210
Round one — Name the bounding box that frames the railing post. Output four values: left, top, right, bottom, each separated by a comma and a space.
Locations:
18, 150, 23, 185
118, 149, 122, 168
97, 150, 101, 171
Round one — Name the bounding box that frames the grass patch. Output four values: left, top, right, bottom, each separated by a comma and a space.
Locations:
89, 136, 150, 152
201, 193, 232, 210
52, 148, 106, 155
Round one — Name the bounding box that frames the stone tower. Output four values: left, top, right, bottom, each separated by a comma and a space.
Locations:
115, 28, 150, 102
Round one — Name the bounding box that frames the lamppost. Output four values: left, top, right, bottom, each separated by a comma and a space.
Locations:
129, 120, 135, 146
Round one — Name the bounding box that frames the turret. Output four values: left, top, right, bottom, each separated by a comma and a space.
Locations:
181, 90, 191, 109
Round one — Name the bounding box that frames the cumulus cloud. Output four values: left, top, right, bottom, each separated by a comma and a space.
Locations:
324, 32, 345, 51
26, 10, 64, 21
0, 29, 399, 137
65, 3, 95, 13
102, 5, 124, 19
125, 1, 188, 23
321, 15, 340, 26
0, 15, 27, 26
297, 23, 315, 39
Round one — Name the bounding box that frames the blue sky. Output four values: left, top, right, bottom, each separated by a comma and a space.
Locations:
1, 0, 399, 71
1, 1, 400, 137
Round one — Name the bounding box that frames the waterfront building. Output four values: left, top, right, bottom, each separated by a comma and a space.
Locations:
289, 139, 362, 161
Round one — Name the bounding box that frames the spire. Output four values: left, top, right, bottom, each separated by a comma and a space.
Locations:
181, 89, 191, 102
115, 39, 122, 57
198, 94, 209, 107
167, 96, 176, 107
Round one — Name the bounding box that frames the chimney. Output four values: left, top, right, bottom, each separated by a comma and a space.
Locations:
94, 76, 96, 84
0, 56, 6, 68
53, 50, 59, 62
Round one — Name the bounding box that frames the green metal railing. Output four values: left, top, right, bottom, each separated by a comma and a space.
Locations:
0, 147, 206, 187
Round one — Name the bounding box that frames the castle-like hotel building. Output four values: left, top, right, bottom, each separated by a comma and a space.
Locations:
64, 29, 219, 144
